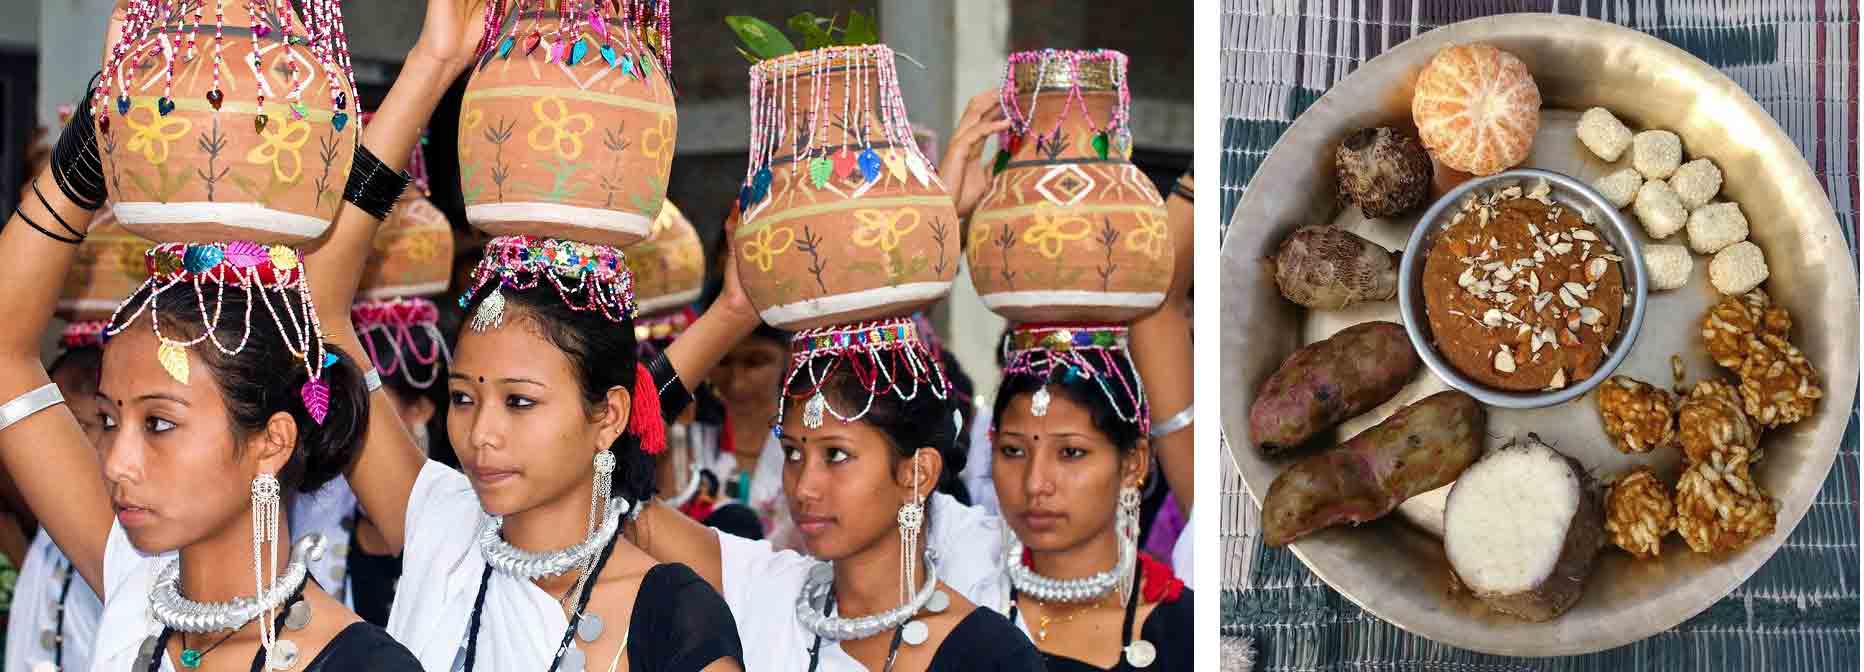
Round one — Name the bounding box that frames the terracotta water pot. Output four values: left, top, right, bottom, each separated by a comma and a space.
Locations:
457, 3, 675, 247
734, 45, 959, 331
627, 200, 703, 317
966, 49, 1171, 323
96, 0, 359, 244
58, 207, 152, 321
358, 193, 454, 300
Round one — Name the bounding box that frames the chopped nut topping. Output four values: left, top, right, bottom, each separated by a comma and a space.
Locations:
1606, 467, 1675, 559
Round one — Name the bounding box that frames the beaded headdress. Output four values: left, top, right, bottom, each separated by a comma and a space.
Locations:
472, 0, 672, 75
994, 49, 1133, 171
633, 306, 694, 360
353, 297, 450, 391
106, 242, 333, 423
738, 44, 942, 211
459, 235, 638, 331
778, 317, 950, 434
999, 323, 1148, 435
61, 320, 111, 351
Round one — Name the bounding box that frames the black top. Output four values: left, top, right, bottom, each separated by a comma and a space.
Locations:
1040, 589, 1195, 672
301, 622, 424, 671
345, 526, 403, 627
627, 563, 745, 672
927, 608, 1046, 672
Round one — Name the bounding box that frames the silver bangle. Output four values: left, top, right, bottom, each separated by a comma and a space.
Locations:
0, 383, 64, 433
363, 368, 383, 393
1148, 404, 1194, 440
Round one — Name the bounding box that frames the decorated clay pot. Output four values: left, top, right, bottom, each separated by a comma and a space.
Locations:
734, 45, 959, 331
58, 207, 152, 321
457, 0, 675, 247
627, 200, 703, 317
966, 49, 1171, 323
358, 193, 454, 300
95, 0, 359, 244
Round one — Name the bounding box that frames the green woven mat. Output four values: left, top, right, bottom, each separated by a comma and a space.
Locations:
1218, 1, 1861, 669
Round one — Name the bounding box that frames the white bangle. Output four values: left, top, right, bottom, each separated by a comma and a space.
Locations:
363, 368, 383, 393
0, 383, 64, 433
1148, 404, 1194, 440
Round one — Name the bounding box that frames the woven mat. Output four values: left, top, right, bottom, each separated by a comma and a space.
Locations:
1218, 1, 1861, 669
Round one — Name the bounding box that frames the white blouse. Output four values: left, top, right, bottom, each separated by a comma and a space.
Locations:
290, 477, 358, 609
385, 460, 611, 671
86, 523, 173, 672
6, 530, 103, 672
714, 491, 1010, 670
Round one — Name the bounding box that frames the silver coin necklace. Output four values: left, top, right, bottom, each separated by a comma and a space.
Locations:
452, 531, 621, 672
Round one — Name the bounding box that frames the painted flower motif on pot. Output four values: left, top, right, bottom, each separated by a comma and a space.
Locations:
743, 225, 796, 273
124, 100, 191, 165
247, 117, 313, 182
527, 97, 596, 160
1126, 210, 1169, 261
1023, 207, 1094, 259
459, 108, 485, 160
852, 209, 920, 253
641, 112, 675, 160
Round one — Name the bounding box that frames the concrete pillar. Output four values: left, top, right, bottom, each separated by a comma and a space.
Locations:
38, 0, 113, 126
881, 0, 1009, 395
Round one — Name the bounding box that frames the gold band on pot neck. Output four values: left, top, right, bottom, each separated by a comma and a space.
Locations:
1011, 52, 1125, 93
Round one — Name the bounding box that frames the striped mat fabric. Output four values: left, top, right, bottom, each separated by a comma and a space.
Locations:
1218, 1, 1860, 670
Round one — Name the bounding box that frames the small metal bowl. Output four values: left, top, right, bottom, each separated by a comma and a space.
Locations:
1396, 168, 1649, 409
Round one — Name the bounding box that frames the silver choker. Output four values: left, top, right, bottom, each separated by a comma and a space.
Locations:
150, 534, 323, 633
477, 497, 630, 580
659, 463, 703, 509
796, 557, 944, 642
1003, 534, 1135, 603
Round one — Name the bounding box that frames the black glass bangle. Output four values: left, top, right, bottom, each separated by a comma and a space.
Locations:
49, 73, 107, 212
14, 207, 82, 245
342, 144, 413, 220
649, 351, 692, 423
32, 182, 85, 240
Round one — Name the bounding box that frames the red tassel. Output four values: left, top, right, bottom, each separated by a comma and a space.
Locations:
631, 362, 666, 455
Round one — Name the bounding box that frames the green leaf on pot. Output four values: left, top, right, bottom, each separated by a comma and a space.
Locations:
844, 10, 879, 46
789, 12, 835, 50
726, 16, 795, 60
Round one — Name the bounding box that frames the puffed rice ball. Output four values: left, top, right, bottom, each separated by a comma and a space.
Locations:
1633, 130, 1683, 179
1633, 179, 1687, 239
1643, 244, 1694, 291
1594, 168, 1643, 209
1577, 107, 1634, 162
1668, 158, 1722, 209
1709, 241, 1769, 295
1687, 202, 1749, 254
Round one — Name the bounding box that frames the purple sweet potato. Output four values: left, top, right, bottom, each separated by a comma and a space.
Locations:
1262, 390, 1485, 546
1249, 321, 1421, 454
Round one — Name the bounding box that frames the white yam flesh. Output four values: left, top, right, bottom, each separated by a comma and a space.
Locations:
1443, 435, 1605, 622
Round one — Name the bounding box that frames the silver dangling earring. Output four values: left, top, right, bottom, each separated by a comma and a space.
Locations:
567, 449, 617, 655
1116, 484, 1157, 668
251, 473, 297, 670
898, 459, 931, 646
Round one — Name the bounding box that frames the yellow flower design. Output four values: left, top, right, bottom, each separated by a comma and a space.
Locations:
526, 97, 596, 160
460, 108, 484, 160
124, 101, 191, 165
852, 209, 921, 253
1023, 209, 1093, 260
403, 232, 439, 263
641, 113, 675, 160
741, 226, 795, 273
1125, 211, 1169, 261
246, 118, 312, 182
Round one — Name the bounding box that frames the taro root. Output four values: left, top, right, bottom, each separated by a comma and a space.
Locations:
1335, 127, 1433, 218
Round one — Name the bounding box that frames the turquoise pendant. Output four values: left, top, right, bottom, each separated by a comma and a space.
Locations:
180, 648, 204, 668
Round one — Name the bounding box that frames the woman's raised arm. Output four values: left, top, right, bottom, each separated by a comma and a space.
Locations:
301, 0, 483, 552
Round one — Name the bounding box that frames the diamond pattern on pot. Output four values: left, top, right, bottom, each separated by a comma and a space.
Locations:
1035, 163, 1098, 207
